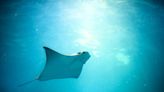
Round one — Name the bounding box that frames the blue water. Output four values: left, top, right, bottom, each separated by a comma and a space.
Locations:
0, 0, 164, 92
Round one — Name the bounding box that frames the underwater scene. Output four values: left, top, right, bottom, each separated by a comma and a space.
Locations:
0, 0, 164, 92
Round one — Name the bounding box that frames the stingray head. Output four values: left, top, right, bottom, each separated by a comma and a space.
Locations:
77, 51, 91, 64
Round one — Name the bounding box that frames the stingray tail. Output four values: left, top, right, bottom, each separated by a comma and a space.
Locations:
18, 79, 37, 87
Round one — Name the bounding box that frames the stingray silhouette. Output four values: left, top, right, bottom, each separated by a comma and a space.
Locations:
19, 47, 90, 86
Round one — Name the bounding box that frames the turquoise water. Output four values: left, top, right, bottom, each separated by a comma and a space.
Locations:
0, 0, 164, 92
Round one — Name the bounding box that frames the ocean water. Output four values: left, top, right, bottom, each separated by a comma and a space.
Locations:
0, 0, 164, 92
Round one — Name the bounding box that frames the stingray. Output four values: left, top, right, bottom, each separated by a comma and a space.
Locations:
19, 47, 90, 86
